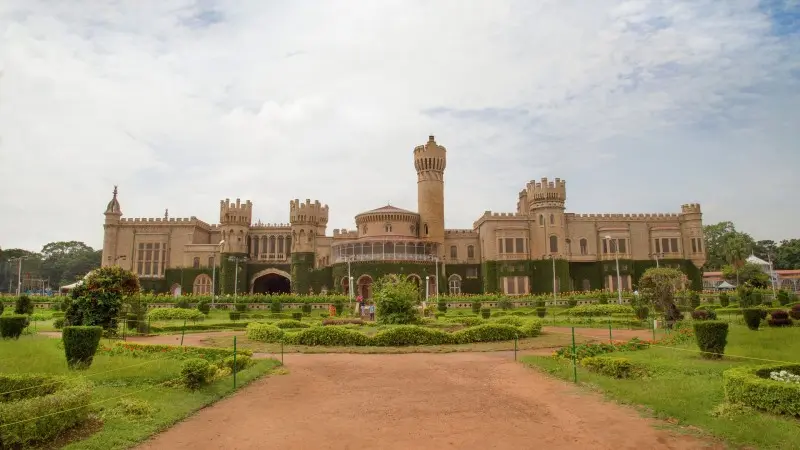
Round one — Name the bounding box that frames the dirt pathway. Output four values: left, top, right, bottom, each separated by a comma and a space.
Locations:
136, 352, 717, 450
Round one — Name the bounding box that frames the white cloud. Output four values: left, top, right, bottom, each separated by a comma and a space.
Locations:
0, 0, 798, 252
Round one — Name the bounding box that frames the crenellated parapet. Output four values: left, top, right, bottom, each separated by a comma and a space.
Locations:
119, 216, 218, 230
289, 199, 329, 226
681, 203, 702, 214
567, 212, 681, 222
472, 210, 528, 229
332, 229, 358, 239
220, 198, 252, 226
413, 135, 447, 182
527, 177, 566, 209
445, 229, 478, 237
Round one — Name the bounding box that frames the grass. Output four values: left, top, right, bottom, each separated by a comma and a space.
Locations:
0, 335, 281, 450
522, 324, 800, 449
203, 330, 594, 354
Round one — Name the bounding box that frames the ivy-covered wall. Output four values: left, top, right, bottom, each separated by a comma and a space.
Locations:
291, 252, 315, 294
162, 267, 216, 295
569, 262, 603, 291
219, 254, 248, 295
631, 259, 703, 291
481, 259, 570, 295
444, 263, 482, 294
309, 266, 333, 294
481, 261, 499, 293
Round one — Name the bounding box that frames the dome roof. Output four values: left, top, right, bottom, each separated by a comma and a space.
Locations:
105, 186, 122, 215
357, 204, 417, 216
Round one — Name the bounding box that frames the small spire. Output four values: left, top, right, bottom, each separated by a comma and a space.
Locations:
113, 185, 118, 198
164, 208, 169, 219
105, 185, 122, 215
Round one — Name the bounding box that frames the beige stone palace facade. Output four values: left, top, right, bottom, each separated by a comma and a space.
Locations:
101, 135, 706, 297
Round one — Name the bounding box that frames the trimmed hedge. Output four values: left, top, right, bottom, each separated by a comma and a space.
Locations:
742, 308, 762, 330
693, 321, 729, 359
322, 318, 364, 326
289, 326, 372, 346
0, 315, 28, 340
181, 358, 215, 390
98, 341, 250, 361
451, 323, 520, 344
0, 374, 92, 448
581, 356, 645, 378
273, 319, 310, 329
372, 325, 453, 346
519, 319, 543, 338
62, 326, 103, 369
147, 308, 205, 321
245, 323, 284, 342
446, 316, 484, 327
567, 304, 634, 317
150, 321, 250, 333
495, 316, 525, 327
723, 364, 800, 416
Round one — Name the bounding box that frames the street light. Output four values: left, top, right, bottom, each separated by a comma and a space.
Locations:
604, 236, 623, 304
9, 257, 27, 296
211, 240, 225, 306
548, 254, 557, 301
767, 253, 777, 301
228, 255, 248, 296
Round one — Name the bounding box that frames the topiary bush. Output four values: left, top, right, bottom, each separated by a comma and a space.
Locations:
0, 374, 92, 448
291, 326, 372, 346
767, 310, 793, 327
148, 308, 205, 321
372, 325, 453, 346
322, 318, 364, 326
693, 321, 729, 359
535, 307, 546, 318
181, 358, 215, 390
301, 301, 312, 316
175, 298, 190, 309
14, 295, 34, 315
581, 356, 646, 378
451, 323, 519, 344
598, 291, 609, 305
789, 304, 800, 320
742, 308, 762, 330
62, 326, 103, 369
273, 319, 310, 329
0, 315, 28, 339
719, 292, 730, 307
223, 354, 252, 373
437, 299, 447, 313
723, 364, 800, 416
0, 301, 4, 315
270, 298, 282, 313
690, 292, 701, 309
196, 300, 211, 315
292, 312, 303, 321
518, 319, 543, 338
246, 323, 284, 342
567, 297, 577, 308
446, 316, 483, 327
229, 311, 241, 321
471, 300, 481, 314
480, 308, 490, 319
776, 290, 790, 306
53, 317, 66, 329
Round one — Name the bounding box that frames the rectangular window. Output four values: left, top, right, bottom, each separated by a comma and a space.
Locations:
505, 238, 514, 254
505, 277, 515, 295
467, 246, 475, 259
670, 238, 679, 254
498, 239, 503, 254
450, 245, 458, 259
137, 243, 144, 275
602, 239, 608, 254
655, 239, 661, 253
466, 267, 478, 278
691, 239, 697, 253
662, 238, 670, 253
618, 239, 626, 254
151, 243, 160, 275
144, 243, 153, 276
515, 238, 524, 254
697, 239, 702, 252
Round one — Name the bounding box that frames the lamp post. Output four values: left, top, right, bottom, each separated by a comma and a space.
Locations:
228, 255, 248, 296
346, 255, 354, 305
549, 254, 557, 301
9, 257, 27, 296
211, 240, 225, 306
605, 236, 623, 304
434, 256, 439, 298
768, 253, 777, 301
653, 252, 663, 268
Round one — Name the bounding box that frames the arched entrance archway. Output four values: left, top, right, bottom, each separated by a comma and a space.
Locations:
250, 268, 292, 294
357, 275, 373, 299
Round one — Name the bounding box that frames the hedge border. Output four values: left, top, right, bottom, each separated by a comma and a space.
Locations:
723, 363, 800, 416
0, 374, 92, 448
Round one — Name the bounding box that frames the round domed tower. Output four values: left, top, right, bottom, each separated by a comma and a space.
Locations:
414, 135, 446, 257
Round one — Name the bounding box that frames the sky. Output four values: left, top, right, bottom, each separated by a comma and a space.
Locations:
1, 0, 798, 253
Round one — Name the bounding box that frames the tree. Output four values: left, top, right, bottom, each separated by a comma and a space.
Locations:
723, 233, 752, 284
374, 275, 421, 325
774, 239, 800, 270
66, 266, 141, 333
638, 268, 684, 324
703, 222, 754, 271
0, 248, 43, 294
721, 262, 769, 288
40, 241, 102, 287
753, 240, 777, 262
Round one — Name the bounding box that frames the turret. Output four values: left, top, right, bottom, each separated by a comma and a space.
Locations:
102, 186, 122, 267
219, 198, 252, 254
527, 178, 567, 258
289, 199, 329, 253
414, 135, 446, 257
681, 203, 705, 267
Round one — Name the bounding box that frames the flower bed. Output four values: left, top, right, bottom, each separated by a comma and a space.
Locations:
723, 364, 800, 416
96, 342, 251, 362
0, 374, 92, 448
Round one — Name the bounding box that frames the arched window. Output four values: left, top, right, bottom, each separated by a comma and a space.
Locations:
448, 274, 462, 295
450, 245, 458, 259
193, 274, 212, 294
549, 235, 558, 253
424, 223, 429, 235
538, 215, 544, 226
579, 238, 588, 255
208, 256, 214, 267
467, 245, 475, 259
192, 257, 200, 269
384, 223, 392, 233
308, 230, 314, 243
550, 214, 555, 225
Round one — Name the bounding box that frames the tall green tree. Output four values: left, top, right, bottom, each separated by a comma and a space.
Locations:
0, 247, 43, 293
703, 221, 754, 271
774, 239, 800, 270
39, 241, 102, 287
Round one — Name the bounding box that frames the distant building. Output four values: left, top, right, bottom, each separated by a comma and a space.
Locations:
703, 254, 800, 292
101, 136, 706, 297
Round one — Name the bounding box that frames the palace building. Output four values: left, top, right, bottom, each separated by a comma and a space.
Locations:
101, 135, 706, 298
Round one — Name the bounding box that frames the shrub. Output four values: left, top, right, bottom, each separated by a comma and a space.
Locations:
270, 298, 282, 313
568, 304, 633, 317
437, 299, 447, 313
0, 374, 92, 448
14, 295, 34, 315
175, 298, 190, 309
789, 304, 800, 320
273, 319, 309, 329
375, 276, 418, 324
148, 308, 205, 321
480, 308, 491, 319
567, 297, 578, 308
723, 364, 800, 416
291, 312, 303, 321
495, 316, 524, 327
776, 290, 790, 306
498, 297, 513, 310
223, 354, 252, 373
451, 323, 519, 344
97, 341, 250, 361
693, 321, 729, 359
181, 358, 215, 389
292, 326, 371, 346
691, 309, 717, 321
323, 318, 364, 326
333, 298, 345, 316
518, 319, 543, 338
53, 317, 65, 329
634, 306, 649, 320
446, 316, 483, 327
690, 292, 701, 309
229, 311, 241, 321
581, 356, 645, 378
471, 300, 481, 314
535, 307, 546, 318
767, 310, 793, 327
233, 303, 247, 312
372, 325, 453, 346
301, 301, 312, 315
0, 315, 28, 339
62, 326, 103, 369
196, 300, 211, 315
246, 323, 284, 342
742, 308, 762, 330
0, 301, 4, 315
598, 292, 609, 304
719, 292, 730, 307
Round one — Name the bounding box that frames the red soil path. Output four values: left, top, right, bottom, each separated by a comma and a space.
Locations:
135, 352, 717, 450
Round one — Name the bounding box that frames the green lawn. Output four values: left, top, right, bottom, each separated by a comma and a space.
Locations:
0, 335, 281, 449
522, 325, 800, 449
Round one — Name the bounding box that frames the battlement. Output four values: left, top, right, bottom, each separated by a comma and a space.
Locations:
445, 229, 478, 237
527, 177, 566, 203
220, 198, 252, 225
118, 216, 217, 230
252, 220, 291, 229
332, 228, 358, 238
568, 212, 681, 222
681, 203, 702, 214
289, 199, 329, 225
413, 135, 447, 174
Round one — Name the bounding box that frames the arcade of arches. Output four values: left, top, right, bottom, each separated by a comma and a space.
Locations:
252, 273, 291, 294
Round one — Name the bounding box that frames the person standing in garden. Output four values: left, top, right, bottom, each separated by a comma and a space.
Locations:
369, 302, 375, 321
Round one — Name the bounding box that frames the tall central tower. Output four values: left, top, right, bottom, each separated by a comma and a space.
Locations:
414, 135, 447, 257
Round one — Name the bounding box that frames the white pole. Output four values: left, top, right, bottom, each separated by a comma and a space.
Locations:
425, 275, 430, 301
551, 255, 556, 300
16, 257, 23, 296
211, 240, 225, 306
434, 257, 439, 298
768, 254, 777, 300
655, 254, 659, 268
347, 257, 352, 303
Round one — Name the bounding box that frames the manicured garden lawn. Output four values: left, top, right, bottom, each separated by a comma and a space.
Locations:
522, 325, 800, 449
0, 335, 281, 449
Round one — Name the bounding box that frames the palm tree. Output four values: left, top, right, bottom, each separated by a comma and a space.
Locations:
724, 234, 751, 285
